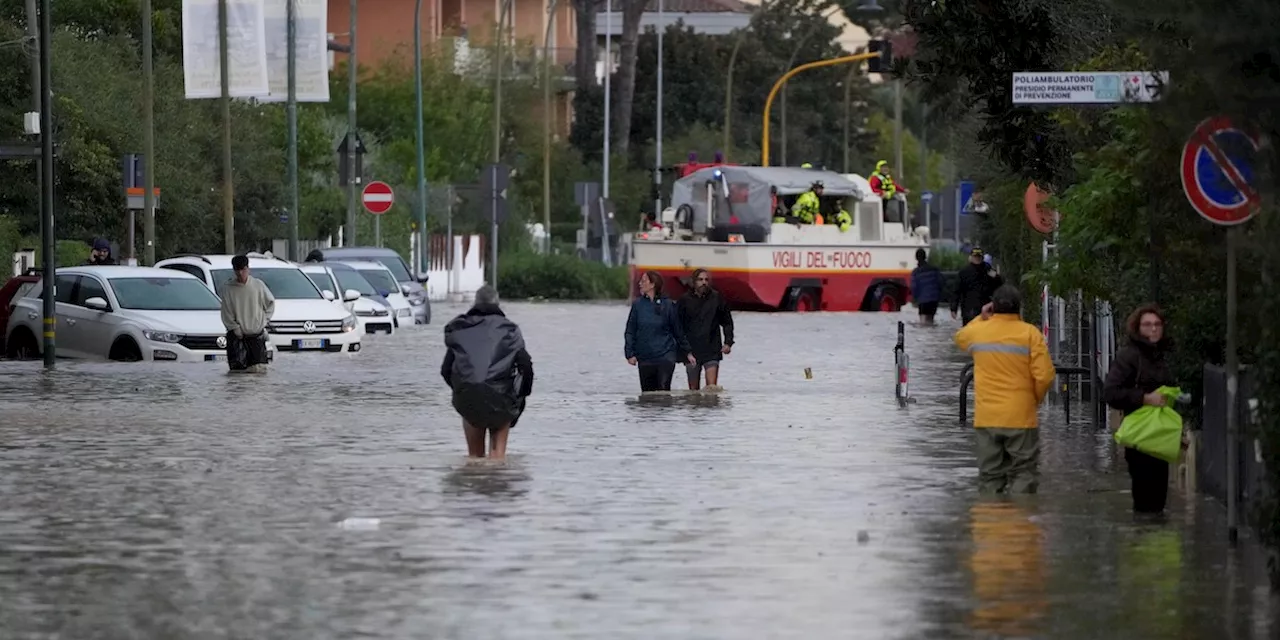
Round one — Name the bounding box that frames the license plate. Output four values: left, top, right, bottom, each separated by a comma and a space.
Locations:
295, 338, 326, 350
205, 354, 227, 362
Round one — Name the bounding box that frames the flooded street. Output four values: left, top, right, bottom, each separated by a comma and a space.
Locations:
0, 302, 1275, 639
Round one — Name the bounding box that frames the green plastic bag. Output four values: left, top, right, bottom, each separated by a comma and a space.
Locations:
1114, 386, 1184, 463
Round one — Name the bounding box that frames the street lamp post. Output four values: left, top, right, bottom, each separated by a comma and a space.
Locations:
141, 0, 157, 265
653, 0, 664, 215
761, 51, 881, 166
38, 0, 55, 368
414, 0, 429, 274
286, 0, 299, 261
344, 0, 359, 247
602, 0, 612, 198
493, 0, 514, 164
542, 0, 561, 253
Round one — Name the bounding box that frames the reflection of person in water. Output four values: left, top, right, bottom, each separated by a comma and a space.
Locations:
966, 502, 1047, 638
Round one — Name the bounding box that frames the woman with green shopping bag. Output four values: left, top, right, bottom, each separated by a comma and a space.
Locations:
1103, 304, 1179, 514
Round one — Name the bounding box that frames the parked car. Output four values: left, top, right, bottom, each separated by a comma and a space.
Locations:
299, 263, 393, 335
336, 260, 414, 326
156, 254, 362, 354
306, 246, 430, 324
0, 269, 42, 355
326, 262, 398, 332
4, 266, 276, 363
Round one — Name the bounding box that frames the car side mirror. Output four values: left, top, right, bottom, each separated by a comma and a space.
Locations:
321, 289, 336, 301
400, 283, 413, 295
84, 297, 110, 311
342, 288, 361, 302
416, 272, 430, 283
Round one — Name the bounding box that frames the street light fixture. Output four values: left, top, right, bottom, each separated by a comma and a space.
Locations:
856, 0, 883, 11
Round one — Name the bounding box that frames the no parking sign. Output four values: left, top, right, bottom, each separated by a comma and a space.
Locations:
1179, 116, 1261, 226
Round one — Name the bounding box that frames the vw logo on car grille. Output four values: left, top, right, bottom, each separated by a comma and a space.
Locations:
303, 321, 316, 334
216, 336, 227, 349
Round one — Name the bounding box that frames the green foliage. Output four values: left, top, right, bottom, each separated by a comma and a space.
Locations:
928, 247, 968, 271
497, 252, 629, 300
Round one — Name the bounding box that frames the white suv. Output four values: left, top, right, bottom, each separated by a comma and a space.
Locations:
156, 254, 362, 354
4, 266, 275, 363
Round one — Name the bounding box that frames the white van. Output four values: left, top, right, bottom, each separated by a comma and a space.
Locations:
156, 254, 362, 353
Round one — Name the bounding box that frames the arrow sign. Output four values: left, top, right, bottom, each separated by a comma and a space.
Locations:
362, 181, 395, 215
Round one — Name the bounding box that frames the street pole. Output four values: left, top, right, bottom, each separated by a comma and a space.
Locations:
760, 51, 879, 167
490, 165, 499, 290
542, 0, 560, 253
918, 98, 928, 227
1225, 226, 1240, 544
25, 0, 42, 274
893, 78, 903, 183
286, 0, 300, 261
602, 0, 612, 198
38, 0, 54, 368
842, 65, 853, 173
653, 0, 663, 216
414, 0, 429, 275
219, 0, 235, 254
141, 0, 157, 265
345, 0, 359, 247
493, 0, 512, 164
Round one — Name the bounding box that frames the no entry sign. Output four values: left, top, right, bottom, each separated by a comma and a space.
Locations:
362, 181, 394, 215
1180, 116, 1261, 226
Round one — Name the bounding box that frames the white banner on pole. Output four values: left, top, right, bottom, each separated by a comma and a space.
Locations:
182, 0, 270, 99
260, 0, 332, 103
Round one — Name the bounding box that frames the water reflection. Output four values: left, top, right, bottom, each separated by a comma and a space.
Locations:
966, 500, 1047, 638
443, 461, 531, 501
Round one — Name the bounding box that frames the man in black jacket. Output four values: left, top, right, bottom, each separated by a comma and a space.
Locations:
677, 268, 735, 390
951, 247, 1003, 325
441, 285, 534, 460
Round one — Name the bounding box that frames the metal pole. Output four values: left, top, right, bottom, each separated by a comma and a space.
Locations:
653, 0, 663, 216
918, 99, 928, 225
38, 0, 54, 368
375, 212, 381, 246
414, 0, 429, 274
286, 0, 299, 261
602, 0, 612, 198
493, 0, 512, 164
219, 0, 235, 254
1225, 225, 1240, 544
490, 166, 499, 290
345, 0, 358, 247
542, 0, 560, 253
842, 65, 853, 173
446, 185, 454, 295
893, 78, 903, 183
127, 210, 136, 263
141, 0, 157, 265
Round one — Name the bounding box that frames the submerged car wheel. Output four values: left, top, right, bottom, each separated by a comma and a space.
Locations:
794, 289, 818, 313
878, 287, 902, 312
109, 338, 142, 362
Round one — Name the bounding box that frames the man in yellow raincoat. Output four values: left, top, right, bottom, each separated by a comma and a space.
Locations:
789, 181, 822, 224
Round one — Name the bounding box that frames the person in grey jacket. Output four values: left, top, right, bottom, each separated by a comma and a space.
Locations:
441, 285, 534, 460
220, 254, 275, 371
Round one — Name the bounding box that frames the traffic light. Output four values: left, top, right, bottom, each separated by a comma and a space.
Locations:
868, 39, 893, 74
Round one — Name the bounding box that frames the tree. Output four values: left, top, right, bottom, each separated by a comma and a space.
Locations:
611, 0, 648, 155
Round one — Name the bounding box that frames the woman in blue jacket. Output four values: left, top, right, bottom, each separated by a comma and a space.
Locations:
625, 271, 695, 392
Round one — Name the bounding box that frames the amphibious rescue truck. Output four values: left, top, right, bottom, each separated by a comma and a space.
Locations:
626, 165, 929, 312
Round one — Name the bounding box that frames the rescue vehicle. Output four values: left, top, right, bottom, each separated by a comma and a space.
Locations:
626, 165, 929, 312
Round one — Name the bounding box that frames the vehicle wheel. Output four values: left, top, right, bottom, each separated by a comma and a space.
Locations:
109, 339, 142, 362
6, 329, 38, 360
877, 286, 902, 312
794, 289, 818, 312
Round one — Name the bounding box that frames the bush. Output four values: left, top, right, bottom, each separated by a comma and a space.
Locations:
497, 253, 629, 300
930, 247, 970, 271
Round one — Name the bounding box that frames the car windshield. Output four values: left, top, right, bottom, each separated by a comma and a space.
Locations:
357, 269, 398, 295
110, 277, 222, 311
306, 272, 337, 296
372, 256, 412, 282
334, 269, 378, 296
211, 268, 322, 300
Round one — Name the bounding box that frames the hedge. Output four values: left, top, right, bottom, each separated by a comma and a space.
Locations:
497, 253, 629, 300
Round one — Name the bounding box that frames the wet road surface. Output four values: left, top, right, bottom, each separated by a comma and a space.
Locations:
0, 302, 1276, 639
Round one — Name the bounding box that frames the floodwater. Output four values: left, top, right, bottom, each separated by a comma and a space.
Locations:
0, 302, 1275, 639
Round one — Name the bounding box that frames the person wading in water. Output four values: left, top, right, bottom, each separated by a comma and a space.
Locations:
677, 268, 734, 390
441, 285, 534, 461
625, 270, 694, 392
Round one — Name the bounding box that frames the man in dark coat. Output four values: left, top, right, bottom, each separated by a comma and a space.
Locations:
441, 285, 534, 460
84, 238, 118, 265
952, 247, 1003, 325
910, 248, 943, 325
677, 268, 735, 390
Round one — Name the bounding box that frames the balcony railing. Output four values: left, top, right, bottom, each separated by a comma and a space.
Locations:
451, 38, 579, 86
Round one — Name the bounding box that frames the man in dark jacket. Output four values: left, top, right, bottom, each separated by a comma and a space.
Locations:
84, 238, 118, 265
910, 248, 943, 325
952, 247, 1003, 325
677, 268, 735, 390
441, 285, 534, 460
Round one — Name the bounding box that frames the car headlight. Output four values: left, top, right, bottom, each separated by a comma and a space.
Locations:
143, 330, 183, 343
342, 314, 357, 332
409, 296, 425, 305
354, 309, 376, 317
